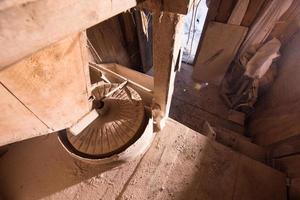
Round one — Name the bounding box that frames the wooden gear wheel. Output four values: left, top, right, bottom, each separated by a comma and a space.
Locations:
58, 83, 147, 160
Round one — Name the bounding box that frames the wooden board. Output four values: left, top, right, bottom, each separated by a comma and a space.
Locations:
0, 0, 138, 69
238, 0, 293, 59
135, 10, 153, 72
227, 0, 250, 25
87, 15, 132, 68
0, 32, 90, 132
119, 11, 142, 68
270, 0, 300, 45
249, 32, 300, 146
0, 83, 49, 146
276, 154, 300, 178
215, 0, 238, 23
114, 119, 286, 200
290, 178, 300, 200
192, 22, 248, 85
0, 118, 286, 199
241, 0, 267, 27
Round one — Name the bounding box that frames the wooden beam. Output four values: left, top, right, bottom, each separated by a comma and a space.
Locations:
152, 10, 184, 122
139, 0, 196, 14
227, 0, 250, 26
241, 0, 267, 27
162, 0, 195, 14
0, 0, 139, 69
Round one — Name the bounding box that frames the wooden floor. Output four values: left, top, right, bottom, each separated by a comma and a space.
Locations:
0, 119, 286, 200
170, 63, 244, 134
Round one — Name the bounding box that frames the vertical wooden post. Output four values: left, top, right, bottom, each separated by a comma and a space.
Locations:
152, 10, 184, 127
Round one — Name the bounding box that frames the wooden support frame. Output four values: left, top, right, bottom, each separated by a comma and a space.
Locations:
152, 11, 184, 118
138, 0, 193, 128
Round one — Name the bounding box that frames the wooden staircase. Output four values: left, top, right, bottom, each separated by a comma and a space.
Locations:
202, 121, 267, 163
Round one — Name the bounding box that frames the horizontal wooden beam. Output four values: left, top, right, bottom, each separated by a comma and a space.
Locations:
0, 0, 139, 69
139, 0, 196, 14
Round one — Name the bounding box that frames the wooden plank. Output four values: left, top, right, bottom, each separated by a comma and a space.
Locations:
238, 0, 293, 59
215, 0, 238, 23
90, 63, 154, 107
249, 32, 300, 146
270, 135, 300, 159
162, 0, 195, 14
0, 33, 90, 132
206, 0, 221, 22
233, 155, 286, 200
0, 118, 286, 199
290, 178, 300, 200
87, 15, 132, 68
116, 119, 285, 200
119, 11, 142, 69
276, 154, 300, 178
139, 0, 194, 14
241, 0, 267, 27
270, 0, 300, 45
212, 126, 267, 163
0, 83, 49, 146
192, 22, 248, 85
0, 0, 138, 69
152, 10, 185, 119
135, 10, 153, 72
227, 0, 250, 25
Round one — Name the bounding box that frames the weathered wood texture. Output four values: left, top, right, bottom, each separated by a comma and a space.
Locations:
241, 0, 267, 27
276, 154, 300, 178
170, 64, 245, 134
193, 22, 248, 85
162, 0, 194, 14
0, 33, 90, 134
87, 16, 133, 68
270, 0, 300, 45
0, 0, 35, 10
114, 119, 286, 200
153, 11, 184, 117
135, 10, 153, 72
249, 31, 300, 199
119, 11, 143, 68
249, 32, 300, 146
0, 0, 138, 69
0, 83, 49, 146
139, 0, 195, 14
227, 0, 249, 25
290, 178, 300, 200
0, 119, 286, 199
238, 0, 293, 59
215, 0, 238, 23
90, 63, 154, 107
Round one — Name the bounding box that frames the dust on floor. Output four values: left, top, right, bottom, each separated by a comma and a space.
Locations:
170, 63, 244, 134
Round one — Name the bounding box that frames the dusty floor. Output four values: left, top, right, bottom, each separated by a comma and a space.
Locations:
0, 119, 285, 200
0, 63, 274, 200
170, 63, 244, 134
